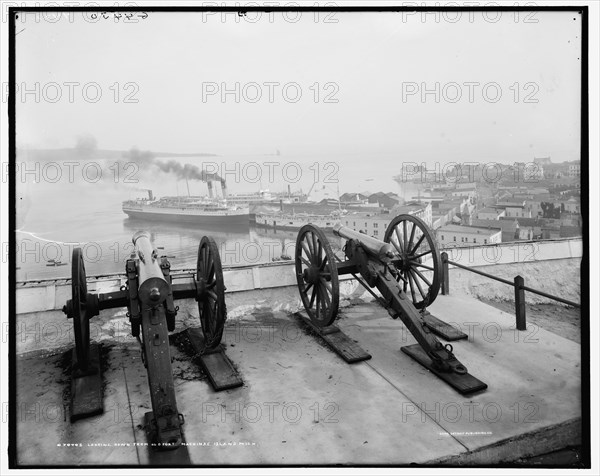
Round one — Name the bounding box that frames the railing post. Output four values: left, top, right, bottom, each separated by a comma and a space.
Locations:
514, 275, 526, 331
441, 252, 449, 295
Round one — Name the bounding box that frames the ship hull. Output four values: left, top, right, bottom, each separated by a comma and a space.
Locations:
123, 208, 250, 228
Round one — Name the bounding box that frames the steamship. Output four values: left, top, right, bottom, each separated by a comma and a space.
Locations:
122, 189, 250, 227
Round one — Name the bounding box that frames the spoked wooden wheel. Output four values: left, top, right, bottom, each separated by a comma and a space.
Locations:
70, 247, 91, 371
295, 224, 339, 327
196, 236, 226, 349
384, 214, 441, 309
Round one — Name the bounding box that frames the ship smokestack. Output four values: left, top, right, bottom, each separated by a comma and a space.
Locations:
185, 178, 191, 197
207, 181, 214, 199
280, 199, 283, 212
147, 190, 154, 201
288, 184, 291, 198
220, 179, 227, 198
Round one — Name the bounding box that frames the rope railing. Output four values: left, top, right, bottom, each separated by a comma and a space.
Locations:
440, 251, 580, 331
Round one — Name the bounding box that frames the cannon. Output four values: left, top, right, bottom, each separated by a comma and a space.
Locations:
62, 231, 237, 449
295, 214, 487, 394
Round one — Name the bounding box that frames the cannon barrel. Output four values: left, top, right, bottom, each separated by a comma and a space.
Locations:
333, 223, 397, 260
132, 231, 170, 305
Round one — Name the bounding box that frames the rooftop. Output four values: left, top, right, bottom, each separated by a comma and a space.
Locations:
345, 204, 425, 218
443, 198, 468, 206
471, 218, 518, 232
435, 205, 459, 212
500, 217, 546, 227
391, 203, 427, 213
438, 224, 502, 235
478, 207, 501, 214
497, 201, 526, 208
560, 226, 583, 238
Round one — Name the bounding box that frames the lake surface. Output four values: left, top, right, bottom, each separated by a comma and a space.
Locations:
15, 152, 383, 280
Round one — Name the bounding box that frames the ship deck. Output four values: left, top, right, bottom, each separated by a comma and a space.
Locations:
15, 292, 581, 466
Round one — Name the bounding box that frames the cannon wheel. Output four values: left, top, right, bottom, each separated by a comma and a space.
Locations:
295, 224, 339, 327
71, 247, 91, 371
196, 236, 226, 349
384, 214, 441, 309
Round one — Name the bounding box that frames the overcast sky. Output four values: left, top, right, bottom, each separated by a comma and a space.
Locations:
15, 10, 581, 164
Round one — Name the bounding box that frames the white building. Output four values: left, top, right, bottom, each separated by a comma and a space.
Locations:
340, 203, 432, 239
451, 188, 477, 200
455, 181, 478, 190
560, 197, 581, 214
568, 162, 581, 178
496, 201, 532, 218
436, 224, 502, 247
477, 207, 505, 220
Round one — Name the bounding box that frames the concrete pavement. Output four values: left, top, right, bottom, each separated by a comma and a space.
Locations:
15, 294, 581, 466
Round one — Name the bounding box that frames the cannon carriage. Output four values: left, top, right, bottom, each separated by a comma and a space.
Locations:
62, 231, 238, 449
295, 214, 487, 394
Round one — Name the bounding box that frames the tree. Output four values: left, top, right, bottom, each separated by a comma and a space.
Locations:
541, 201, 560, 219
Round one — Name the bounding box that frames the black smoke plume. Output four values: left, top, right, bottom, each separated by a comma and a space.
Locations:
123, 147, 222, 182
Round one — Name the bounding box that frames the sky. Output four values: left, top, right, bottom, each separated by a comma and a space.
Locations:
14, 9, 582, 164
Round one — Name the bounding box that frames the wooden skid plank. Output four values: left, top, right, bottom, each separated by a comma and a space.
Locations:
70, 344, 103, 422
401, 344, 487, 395
185, 327, 223, 354
299, 315, 372, 364
322, 332, 373, 363
199, 352, 244, 391
422, 312, 468, 341
185, 328, 243, 391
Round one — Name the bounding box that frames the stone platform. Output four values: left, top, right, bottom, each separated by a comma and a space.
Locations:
15, 294, 581, 466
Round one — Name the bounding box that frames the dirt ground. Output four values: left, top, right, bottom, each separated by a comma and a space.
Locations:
478, 298, 581, 344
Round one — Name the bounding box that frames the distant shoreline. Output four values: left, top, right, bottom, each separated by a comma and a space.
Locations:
16, 148, 219, 159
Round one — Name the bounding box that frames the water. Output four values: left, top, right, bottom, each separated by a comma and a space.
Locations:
16, 201, 314, 281
15, 153, 363, 281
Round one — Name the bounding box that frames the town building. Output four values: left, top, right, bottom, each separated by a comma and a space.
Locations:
477, 207, 505, 220
432, 214, 447, 230
471, 218, 519, 242
496, 199, 532, 218
340, 203, 432, 239
367, 192, 402, 208
436, 224, 502, 247
451, 188, 477, 202
339, 192, 369, 205
498, 216, 561, 240
454, 181, 478, 190
568, 161, 581, 178
560, 197, 581, 214
507, 162, 545, 182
